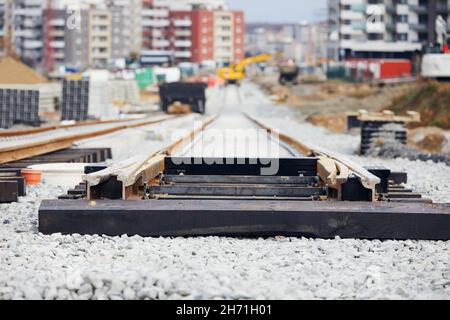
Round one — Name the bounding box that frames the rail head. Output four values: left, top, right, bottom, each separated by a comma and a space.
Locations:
244, 113, 381, 201
84, 114, 219, 200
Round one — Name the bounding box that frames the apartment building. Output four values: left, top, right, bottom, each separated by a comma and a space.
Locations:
43, 0, 137, 70
0, 0, 11, 57
108, 0, 142, 55
12, 0, 46, 66
87, 10, 112, 67
213, 10, 245, 63
328, 0, 450, 60
169, 10, 214, 63
141, 0, 244, 65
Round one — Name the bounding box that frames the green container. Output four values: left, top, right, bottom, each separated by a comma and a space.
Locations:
135, 68, 155, 89
327, 66, 346, 80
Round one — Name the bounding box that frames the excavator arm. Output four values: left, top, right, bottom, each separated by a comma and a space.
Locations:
218, 53, 272, 84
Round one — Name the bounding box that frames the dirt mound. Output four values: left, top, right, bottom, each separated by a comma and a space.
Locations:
167, 102, 192, 114
0, 57, 47, 84
388, 81, 450, 129
409, 127, 449, 153
320, 82, 375, 99
307, 112, 347, 133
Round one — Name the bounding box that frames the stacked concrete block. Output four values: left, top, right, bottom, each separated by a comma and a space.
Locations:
0, 90, 14, 129
360, 121, 408, 155
61, 80, 90, 121
0, 84, 62, 115
108, 80, 140, 105
0, 88, 40, 129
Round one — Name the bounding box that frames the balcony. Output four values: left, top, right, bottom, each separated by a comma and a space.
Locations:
174, 51, 192, 58
142, 9, 169, 18
410, 5, 427, 14
49, 19, 66, 27
22, 40, 43, 49
13, 8, 42, 16
366, 22, 385, 33
174, 29, 191, 37
396, 23, 409, 34
366, 4, 386, 15
13, 29, 41, 38
350, 4, 366, 13
173, 19, 192, 28
174, 40, 192, 47
340, 10, 364, 20
50, 40, 65, 49
152, 39, 170, 47
396, 4, 409, 15
142, 19, 169, 28
410, 23, 427, 32
351, 22, 366, 31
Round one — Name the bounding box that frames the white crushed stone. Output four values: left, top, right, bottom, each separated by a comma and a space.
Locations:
1, 82, 449, 300
1, 185, 450, 300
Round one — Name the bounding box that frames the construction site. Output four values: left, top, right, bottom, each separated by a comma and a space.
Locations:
0, 0, 450, 302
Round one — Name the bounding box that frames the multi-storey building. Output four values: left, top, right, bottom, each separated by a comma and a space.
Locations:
12, 0, 46, 66
0, 0, 12, 57
108, 0, 142, 56
169, 10, 213, 63
213, 10, 244, 63
141, 0, 244, 65
43, 0, 137, 70
328, 0, 450, 61
87, 9, 112, 67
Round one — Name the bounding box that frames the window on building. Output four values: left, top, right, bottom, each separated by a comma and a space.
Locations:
368, 33, 383, 40
396, 33, 408, 41
396, 15, 408, 23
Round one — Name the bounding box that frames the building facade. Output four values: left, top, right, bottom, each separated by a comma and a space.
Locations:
0, 0, 12, 57
141, 0, 244, 65
12, 0, 46, 66
328, 0, 450, 61
44, 0, 137, 70
3, 0, 245, 68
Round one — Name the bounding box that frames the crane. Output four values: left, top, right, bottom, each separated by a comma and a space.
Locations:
217, 53, 272, 85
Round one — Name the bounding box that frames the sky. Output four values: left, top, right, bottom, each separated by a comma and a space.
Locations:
228, 0, 328, 24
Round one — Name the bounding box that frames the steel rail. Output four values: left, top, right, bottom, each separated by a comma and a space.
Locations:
244, 113, 381, 201
0, 116, 150, 138
83, 115, 219, 200
0, 115, 177, 164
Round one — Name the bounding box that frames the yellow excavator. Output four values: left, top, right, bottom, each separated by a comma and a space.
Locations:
218, 53, 272, 85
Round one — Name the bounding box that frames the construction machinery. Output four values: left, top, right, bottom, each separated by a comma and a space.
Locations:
421, 15, 450, 79
159, 82, 207, 114
421, 49, 450, 79
278, 59, 300, 85
218, 53, 272, 85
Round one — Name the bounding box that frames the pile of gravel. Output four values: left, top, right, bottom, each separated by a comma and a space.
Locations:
1, 182, 450, 300
1, 83, 449, 300
366, 141, 450, 167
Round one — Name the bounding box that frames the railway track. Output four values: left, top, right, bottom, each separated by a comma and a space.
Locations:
0, 114, 177, 164
39, 106, 450, 240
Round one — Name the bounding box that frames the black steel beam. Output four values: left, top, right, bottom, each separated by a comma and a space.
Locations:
148, 185, 326, 197
162, 175, 318, 185
39, 200, 450, 240
164, 157, 318, 176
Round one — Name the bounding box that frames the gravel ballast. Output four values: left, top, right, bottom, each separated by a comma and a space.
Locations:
1, 82, 450, 300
